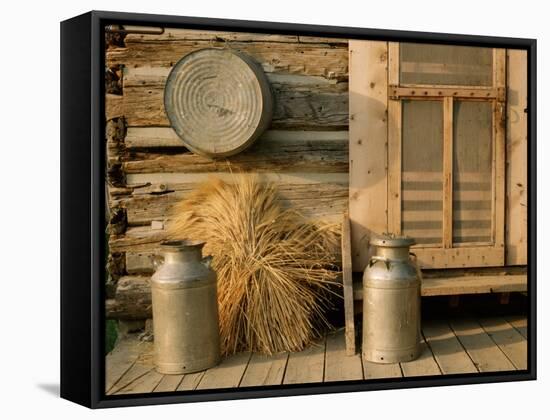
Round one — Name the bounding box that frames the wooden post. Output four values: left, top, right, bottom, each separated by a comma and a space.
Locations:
341, 212, 356, 355
505, 49, 528, 265
349, 40, 389, 272
387, 42, 401, 236
493, 49, 506, 258
442, 97, 454, 249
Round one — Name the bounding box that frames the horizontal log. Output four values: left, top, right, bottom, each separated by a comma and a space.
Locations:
127, 246, 343, 275
121, 139, 348, 174
107, 40, 348, 79
120, 69, 348, 128
123, 29, 348, 45
106, 94, 124, 120
125, 128, 348, 149
123, 67, 343, 87
109, 226, 166, 253
107, 261, 346, 318
126, 253, 160, 275
121, 182, 348, 225
272, 82, 348, 129
126, 172, 350, 187
106, 277, 152, 320
111, 204, 345, 253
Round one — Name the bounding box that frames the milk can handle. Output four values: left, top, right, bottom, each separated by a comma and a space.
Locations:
409, 252, 423, 284
151, 254, 164, 269
202, 255, 214, 269
368, 256, 391, 269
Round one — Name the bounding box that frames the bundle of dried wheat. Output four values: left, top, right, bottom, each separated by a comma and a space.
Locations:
167, 175, 341, 355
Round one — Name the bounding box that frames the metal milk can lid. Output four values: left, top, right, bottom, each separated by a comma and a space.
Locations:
160, 239, 206, 250
370, 235, 416, 248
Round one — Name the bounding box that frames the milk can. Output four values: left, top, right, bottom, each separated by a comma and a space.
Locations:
151, 240, 220, 374
362, 236, 421, 363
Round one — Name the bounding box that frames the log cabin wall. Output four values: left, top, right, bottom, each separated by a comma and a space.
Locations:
105, 28, 349, 321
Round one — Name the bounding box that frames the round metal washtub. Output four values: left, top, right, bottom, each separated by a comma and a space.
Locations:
164, 48, 273, 158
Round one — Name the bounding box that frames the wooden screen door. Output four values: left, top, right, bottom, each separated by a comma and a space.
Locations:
349, 40, 507, 270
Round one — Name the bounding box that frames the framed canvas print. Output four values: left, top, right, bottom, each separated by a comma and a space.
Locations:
60, 10, 536, 408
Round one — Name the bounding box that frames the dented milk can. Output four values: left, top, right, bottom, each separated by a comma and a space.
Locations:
151, 240, 220, 374
362, 236, 421, 363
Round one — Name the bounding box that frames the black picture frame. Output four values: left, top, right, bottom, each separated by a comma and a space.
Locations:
60, 10, 537, 409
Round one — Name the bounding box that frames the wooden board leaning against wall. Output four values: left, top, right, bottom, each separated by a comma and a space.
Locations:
105, 28, 350, 320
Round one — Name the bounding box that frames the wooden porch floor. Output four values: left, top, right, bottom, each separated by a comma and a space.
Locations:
106, 315, 527, 395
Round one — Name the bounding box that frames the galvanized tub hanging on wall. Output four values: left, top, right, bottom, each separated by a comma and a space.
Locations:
164, 48, 273, 158
362, 236, 421, 364
151, 240, 220, 374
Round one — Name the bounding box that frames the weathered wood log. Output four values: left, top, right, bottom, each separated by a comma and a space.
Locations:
106, 118, 127, 189
122, 29, 348, 45
106, 94, 124, 120
106, 276, 152, 319
106, 117, 126, 143
120, 69, 348, 128
107, 39, 348, 79
125, 128, 348, 149
126, 252, 160, 274
272, 81, 348, 130
121, 182, 349, 225
107, 264, 346, 319
110, 208, 345, 254
105, 25, 126, 49
107, 206, 127, 235
121, 138, 348, 174
106, 65, 123, 94
109, 226, 166, 253
125, 172, 349, 189
126, 247, 343, 275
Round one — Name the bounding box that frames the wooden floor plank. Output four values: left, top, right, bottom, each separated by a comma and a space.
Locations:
423, 320, 477, 374
106, 313, 527, 394
196, 352, 251, 390
504, 315, 528, 339
117, 369, 164, 395
324, 329, 363, 382
239, 352, 289, 387
362, 358, 403, 380
449, 318, 516, 372
478, 317, 527, 370
283, 338, 326, 384
177, 371, 206, 391
153, 374, 184, 392
400, 337, 441, 377
105, 337, 144, 393
108, 363, 153, 395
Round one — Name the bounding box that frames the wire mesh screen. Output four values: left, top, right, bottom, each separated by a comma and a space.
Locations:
400, 43, 493, 86
401, 100, 444, 245
452, 100, 493, 244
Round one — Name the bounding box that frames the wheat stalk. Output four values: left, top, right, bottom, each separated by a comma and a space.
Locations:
167, 174, 341, 355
